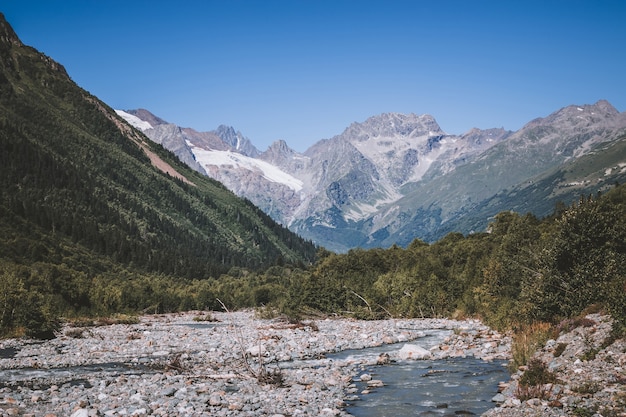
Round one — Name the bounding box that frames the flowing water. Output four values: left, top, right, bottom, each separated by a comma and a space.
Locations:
345, 357, 508, 416
329, 330, 509, 416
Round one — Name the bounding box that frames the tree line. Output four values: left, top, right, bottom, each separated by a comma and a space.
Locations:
1, 183, 624, 339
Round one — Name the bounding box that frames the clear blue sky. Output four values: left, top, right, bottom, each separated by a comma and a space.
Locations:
3, 1, 626, 152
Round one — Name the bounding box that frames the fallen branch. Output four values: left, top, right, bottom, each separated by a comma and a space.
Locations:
216, 298, 285, 386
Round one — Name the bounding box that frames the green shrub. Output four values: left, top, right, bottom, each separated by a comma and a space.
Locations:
553, 342, 567, 357
519, 358, 558, 387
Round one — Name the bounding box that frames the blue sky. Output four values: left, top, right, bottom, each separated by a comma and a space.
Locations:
3, 1, 626, 152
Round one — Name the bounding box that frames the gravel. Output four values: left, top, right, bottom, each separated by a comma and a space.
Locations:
4, 312, 622, 416
0, 311, 509, 416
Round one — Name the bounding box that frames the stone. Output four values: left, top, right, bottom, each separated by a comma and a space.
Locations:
228, 402, 243, 411
246, 345, 265, 356
161, 387, 176, 397
491, 393, 506, 403
70, 409, 89, 417
377, 352, 390, 364
366, 379, 384, 387
397, 343, 432, 360
208, 394, 222, 406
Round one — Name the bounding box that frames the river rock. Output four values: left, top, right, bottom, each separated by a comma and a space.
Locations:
366, 379, 384, 387
491, 393, 506, 403
69, 409, 88, 417
397, 343, 432, 360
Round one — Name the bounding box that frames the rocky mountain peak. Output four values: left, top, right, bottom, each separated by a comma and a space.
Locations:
460, 127, 512, 146
341, 112, 444, 143
526, 100, 623, 129
214, 125, 259, 157
0, 14, 66, 77
214, 125, 238, 143
591, 99, 619, 115
260, 140, 305, 171
126, 109, 168, 127
268, 139, 294, 153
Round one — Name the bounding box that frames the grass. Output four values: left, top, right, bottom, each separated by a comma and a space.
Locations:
192, 313, 218, 322
519, 358, 558, 387
510, 321, 553, 370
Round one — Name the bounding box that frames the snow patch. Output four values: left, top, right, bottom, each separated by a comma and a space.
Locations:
188, 143, 303, 191
608, 163, 626, 175
115, 110, 153, 131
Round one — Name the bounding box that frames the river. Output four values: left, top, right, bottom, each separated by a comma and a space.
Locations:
331, 329, 509, 416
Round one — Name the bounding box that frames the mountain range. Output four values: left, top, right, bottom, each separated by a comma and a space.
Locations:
118, 100, 626, 252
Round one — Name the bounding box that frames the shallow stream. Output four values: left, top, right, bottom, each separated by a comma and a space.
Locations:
330, 330, 509, 416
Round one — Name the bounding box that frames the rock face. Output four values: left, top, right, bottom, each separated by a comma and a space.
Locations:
123, 101, 626, 252
287, 114, 512, 251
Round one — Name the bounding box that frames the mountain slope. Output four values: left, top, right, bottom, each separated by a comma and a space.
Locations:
0, 14, 317, 280
371, 100, 626, 246
457, 132, 626, 234
287, 114, 512, 250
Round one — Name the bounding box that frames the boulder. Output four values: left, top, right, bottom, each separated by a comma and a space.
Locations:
397, 344, 432, 360
246, 345, 266, 356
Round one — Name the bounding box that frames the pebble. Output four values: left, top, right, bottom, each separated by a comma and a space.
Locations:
0, 311, 511, 416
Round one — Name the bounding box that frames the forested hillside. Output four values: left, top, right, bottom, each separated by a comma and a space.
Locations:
0, 14, 316, 337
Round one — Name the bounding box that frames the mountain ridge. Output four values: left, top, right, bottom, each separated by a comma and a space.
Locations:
127, 99, 626, 251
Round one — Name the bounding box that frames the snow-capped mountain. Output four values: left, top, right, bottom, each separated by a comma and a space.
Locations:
119, 100, 626, 252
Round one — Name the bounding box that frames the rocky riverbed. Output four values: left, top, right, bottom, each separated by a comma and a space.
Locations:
1, 311, 623, 417
0, 311, 509, 416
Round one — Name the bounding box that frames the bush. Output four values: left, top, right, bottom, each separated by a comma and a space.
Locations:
519, 358, 558, 387
553, 342, 567, 357
516, 358, 559, 401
